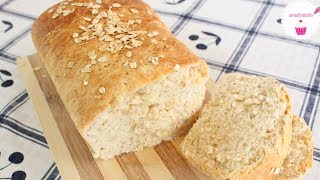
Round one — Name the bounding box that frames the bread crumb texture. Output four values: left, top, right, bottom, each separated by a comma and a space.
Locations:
84, 66, 207, 159
181, 73, 293, 179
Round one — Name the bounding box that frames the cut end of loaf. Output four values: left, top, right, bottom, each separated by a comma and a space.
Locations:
181, 73, 293, 179
82, 64, 208, 159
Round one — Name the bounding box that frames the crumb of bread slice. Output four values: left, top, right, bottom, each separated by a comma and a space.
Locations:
83, 64, 208, 159
181, 73, 292, 179
276, 115, 314, 179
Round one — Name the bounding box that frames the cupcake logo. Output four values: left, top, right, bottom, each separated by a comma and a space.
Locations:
295, 19, 307, 35
281, 1, 319, 39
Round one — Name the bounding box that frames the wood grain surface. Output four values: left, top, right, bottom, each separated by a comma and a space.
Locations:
17, 54, 212, 180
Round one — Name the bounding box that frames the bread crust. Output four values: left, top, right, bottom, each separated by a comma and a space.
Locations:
32, 0, 208, 131
276, 115, 314, 179
181, 73, 293, 179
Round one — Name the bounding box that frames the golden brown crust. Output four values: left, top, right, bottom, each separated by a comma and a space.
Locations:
32, 0, 208, 131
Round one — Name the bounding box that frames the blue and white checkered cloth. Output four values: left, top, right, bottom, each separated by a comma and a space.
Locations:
0, 0, 319, 179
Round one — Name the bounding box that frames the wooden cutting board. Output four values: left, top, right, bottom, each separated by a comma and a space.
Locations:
17, 54, 213, 180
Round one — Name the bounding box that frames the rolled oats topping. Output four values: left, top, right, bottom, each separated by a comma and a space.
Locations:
85, 2, 94, 8
52, 13, 59, 19
72, 33, 79, 38
74, 38, 82, 43
126, 51, 132, 58
174, 64, 180, 71
54, 1, 171, 88
48, 8, 55, 14
91, 59, 97, 64
147, 31, 159, 38
83, 79, 89, 86
112, 3, 121, 8
130, 8, 139, 14
129, 62, 137, 69
99, 87, 106, 94
131, 39, 143, 47
92, 4, 101, 9
71, 2, 84, 6
87, 50, 96, 56
50, 1, 75, 18
79, 25, 88, 31
151, 39, 157, 44
149, 56, 159, 65
92, 9, 99, 15
63, 9, 74, 16
81, 64, 92, 73
83, 17, 92, 21
125, 45, 133, 49
97, 56, 108, 63
123, 61, 129, 67
67, 61, 75, 68
89, 54, 97, 60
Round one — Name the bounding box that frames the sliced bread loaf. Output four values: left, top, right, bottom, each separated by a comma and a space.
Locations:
276, 115, 314, 179
181, 73, 293, 179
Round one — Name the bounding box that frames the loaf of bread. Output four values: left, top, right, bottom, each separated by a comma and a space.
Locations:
181, 73, 292, 179
276, 115, 314, 179
32, 0, 208, 159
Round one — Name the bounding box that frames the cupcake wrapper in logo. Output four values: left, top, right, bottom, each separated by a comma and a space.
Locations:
281, 1, 319, 39
295, 27, 307, 35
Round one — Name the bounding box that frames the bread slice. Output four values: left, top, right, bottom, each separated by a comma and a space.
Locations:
32, 0, 209, 159
181, 73, 293, 179
275, 115, 314, 179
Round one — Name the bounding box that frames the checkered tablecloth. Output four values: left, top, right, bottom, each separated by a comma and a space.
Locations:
0, 0, 319, 179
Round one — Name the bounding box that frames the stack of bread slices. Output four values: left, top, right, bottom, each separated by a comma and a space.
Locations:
181, 73, 314, 179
